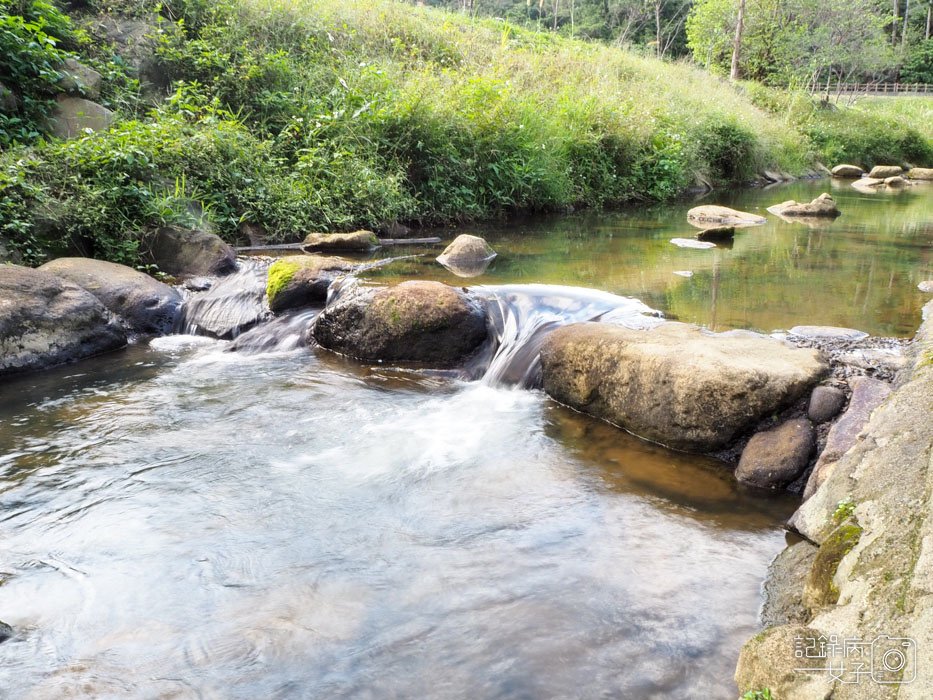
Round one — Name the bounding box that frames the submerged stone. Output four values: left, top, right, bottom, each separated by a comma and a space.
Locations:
694, 225, 734, 242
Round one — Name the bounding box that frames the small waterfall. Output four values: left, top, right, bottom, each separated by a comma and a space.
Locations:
226, 309, 320, 354
178, 261, 271, 339
474, 284, 663, 388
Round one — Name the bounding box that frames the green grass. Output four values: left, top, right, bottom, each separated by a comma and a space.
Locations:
1, 0, 931, 267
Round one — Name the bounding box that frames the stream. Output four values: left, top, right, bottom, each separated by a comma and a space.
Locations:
0, 180, 930, 698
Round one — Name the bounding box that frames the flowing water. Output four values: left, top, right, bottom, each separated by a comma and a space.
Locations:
0, 180, 930, 699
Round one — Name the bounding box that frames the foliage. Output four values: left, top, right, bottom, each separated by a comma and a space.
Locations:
901, 39, 933, 84
740, 690, 774, 700
687, 0, 894, 87
0, 0, 931, 267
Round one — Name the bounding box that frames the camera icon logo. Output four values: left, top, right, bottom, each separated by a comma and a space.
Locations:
871, 636, 917, 684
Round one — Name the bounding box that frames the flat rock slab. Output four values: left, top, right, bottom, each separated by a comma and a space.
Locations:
39, 257, 181, 335
789, 325, 869, 341
920, 281, 933, 293
539, 322, 827, 452
311, 280, 487, 367
907, 167, 933, 180
670, 238, 716, 249
0, 265, 126, 377
302, 230, 380, 252
831, 164, 864, 178
687, 205, 766, 228
767, 193, 840, 218
802, 376, 892, 499
736, 418, 815, 488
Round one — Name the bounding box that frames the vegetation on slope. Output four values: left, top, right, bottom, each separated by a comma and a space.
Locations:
0, 0, 931, 267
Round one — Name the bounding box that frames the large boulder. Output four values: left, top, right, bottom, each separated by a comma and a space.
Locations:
0, 265, 126, 377
539, 322, 827, 452
767, 193, 840, 218
143, 226, 236, 279
735, 624, 830, 700
57, 58, 102, 99
802, 376, 891, 498
850, 176, 885, 192
436, 234, 497, 277
266, 255, 355, 313
831, 164, 864, 178
687, 205, 766, 228
735, 418, 815, 488
39, 257, 181, 335
885, 175, 908, 188
302, 230, 380, 253
48, 96, 114, 139
311, 280, 487, 366
867, 165, 903, 179
907, 167, 933, 181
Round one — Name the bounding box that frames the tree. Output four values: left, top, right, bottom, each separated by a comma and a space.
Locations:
729, 0, 745, 80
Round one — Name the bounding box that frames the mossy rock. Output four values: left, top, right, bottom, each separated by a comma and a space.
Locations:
311, 280, 487, 366
266, 255, 355, 313
803, 520, 862, 611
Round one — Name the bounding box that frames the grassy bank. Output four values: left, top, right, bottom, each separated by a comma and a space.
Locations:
1, 0, 931, 267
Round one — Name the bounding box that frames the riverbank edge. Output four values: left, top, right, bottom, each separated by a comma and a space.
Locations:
735, 298, 933, 698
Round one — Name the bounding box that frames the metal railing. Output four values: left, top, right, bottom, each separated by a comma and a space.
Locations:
811, 82, 933, 96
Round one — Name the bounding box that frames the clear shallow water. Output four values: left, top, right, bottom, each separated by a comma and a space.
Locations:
0, 179, 929, 699
367, 179, 933, 337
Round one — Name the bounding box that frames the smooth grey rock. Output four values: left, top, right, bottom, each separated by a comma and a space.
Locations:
437, 234, 496, 268
867, 165, 904, 179
57, 58, 102, 99
736, 418, 815, 488
48, 96, 114, 139
802, 376, 892, 499
143, 226, 236, 279
0, 265, 126, 377
831, 164, 864, 178
807, 385, 846, 423
311, 279, 487, 367
39, 257, 181, 335
539, 322, 827, 452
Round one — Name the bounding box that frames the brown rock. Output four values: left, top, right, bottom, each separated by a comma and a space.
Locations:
736, 418, 815, 488
539, 322, 827, 452
311, 280, 487, 366
906, 167, 933, 181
